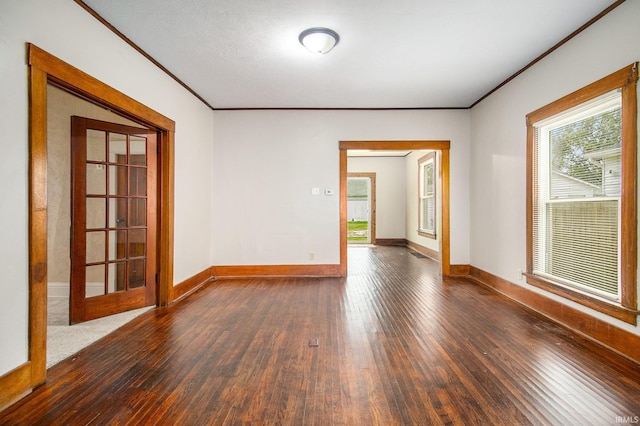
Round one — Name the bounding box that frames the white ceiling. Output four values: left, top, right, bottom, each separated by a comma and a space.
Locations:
82, 0, 617, 109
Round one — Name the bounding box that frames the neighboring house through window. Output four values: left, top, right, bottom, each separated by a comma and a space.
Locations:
526, 63, 638, 324
418, 152, 436, 238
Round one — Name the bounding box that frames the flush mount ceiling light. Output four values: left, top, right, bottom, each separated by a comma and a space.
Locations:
299, 27, 340, 54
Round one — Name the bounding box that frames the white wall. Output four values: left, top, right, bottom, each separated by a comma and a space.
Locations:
0, 0, 214, 376
211, 109, 471, 266
348, 156, 406, 239
469, 0, 640, 335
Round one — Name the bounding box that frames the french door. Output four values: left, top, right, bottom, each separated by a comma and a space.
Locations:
70, 116, 157, 324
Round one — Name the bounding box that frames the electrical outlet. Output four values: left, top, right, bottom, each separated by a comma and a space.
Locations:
309, 252, 315, 260
517, 269, 524, 280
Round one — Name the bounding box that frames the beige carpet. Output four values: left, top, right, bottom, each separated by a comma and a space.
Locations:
47, 297, 153, 368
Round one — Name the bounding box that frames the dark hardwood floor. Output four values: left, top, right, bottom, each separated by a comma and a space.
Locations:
2, 246, 640, 425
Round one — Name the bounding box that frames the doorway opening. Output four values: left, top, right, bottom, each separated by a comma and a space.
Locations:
339, 141, 451, 277
45, 87, 160, 366
28, 44, 175, 386
347, 173, 376, 244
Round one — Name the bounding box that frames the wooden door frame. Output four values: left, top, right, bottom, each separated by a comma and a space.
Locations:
347, 173, 376, 244
339, 141, 451, 277
25, 44, 175, 388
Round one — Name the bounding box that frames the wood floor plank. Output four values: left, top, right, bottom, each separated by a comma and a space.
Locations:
2, 245, 640, 425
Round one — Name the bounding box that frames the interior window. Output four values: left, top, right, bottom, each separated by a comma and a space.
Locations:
418, 152, 437, 238
526, 64, 638, 324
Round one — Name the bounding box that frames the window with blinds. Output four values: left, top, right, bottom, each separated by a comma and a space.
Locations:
532, 91, 622, 300
525, 63, 638, 324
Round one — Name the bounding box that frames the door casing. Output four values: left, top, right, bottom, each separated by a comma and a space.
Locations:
339, 140, 451, 277
26, 44, 176, 389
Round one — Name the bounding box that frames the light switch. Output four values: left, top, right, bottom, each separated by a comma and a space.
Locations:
311, 187, 320, 195
324, 189, 334, 196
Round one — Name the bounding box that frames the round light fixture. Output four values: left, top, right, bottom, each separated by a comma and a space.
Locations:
299, 27, 340, 54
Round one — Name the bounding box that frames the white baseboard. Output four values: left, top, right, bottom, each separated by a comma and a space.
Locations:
48, 282, 69, 298
48, 282, 105, 298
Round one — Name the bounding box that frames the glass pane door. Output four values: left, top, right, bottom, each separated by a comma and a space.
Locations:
70, 116, 156, 324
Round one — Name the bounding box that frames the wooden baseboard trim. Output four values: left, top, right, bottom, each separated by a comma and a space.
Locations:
171, 268, 214, 303
0, 362, 32, 412
211, 264, 342, 278
449, 264, 471, 276
468, 266, 640, 364
374, 238, 407, 246
405, 240, 440, 262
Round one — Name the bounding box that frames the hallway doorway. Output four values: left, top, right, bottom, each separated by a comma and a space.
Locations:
339, 140, 451, 277
347, 173, 376, 244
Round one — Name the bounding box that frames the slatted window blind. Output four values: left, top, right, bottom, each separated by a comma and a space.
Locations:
532, 90, 622, 300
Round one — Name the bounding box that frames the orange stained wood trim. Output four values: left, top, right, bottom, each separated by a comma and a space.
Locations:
374, 238, 407, 246
341, 140, 451, 151
525, 274, 638, 325
28, 45, 175, 131
340, 140, 451, 277
469, 265, 640, 365
339, 149, 348, 277
620, 64, 638, 309
0, 363, 31, 412
449, 264, 471, 277
21, 44, 176, 402
171, 268, 214, 303
347, 172, 376, 244
211, 264, 342, 278
439, 148, 451, 275
158, 129, 175, 307
28, 64, 48, 387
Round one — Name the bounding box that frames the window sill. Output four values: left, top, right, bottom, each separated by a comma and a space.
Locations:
525, 274, 638, 325
417, 230, 437, 239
